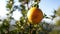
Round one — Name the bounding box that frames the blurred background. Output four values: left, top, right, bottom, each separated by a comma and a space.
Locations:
0, 0, 60, 34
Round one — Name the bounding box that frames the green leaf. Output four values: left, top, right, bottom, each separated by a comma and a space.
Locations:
54, 10, 57, 14
0, 19, 2, 21
45, 17, 50, 19
34, 0, 41, 2
43, 13, 47, 18
20, 5, 25, 9
6, 3, 13, 10
19, 0, 24, 2
51, 15, 56, 18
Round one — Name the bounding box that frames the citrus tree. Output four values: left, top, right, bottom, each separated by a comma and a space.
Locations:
0, 0, 54, 34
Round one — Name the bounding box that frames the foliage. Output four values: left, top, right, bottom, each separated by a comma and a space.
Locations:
0, 0, 60, 34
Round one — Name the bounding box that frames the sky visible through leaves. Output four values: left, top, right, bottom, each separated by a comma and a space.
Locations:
0, 0, 60, 24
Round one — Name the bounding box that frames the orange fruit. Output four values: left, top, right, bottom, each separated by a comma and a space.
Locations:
27, 7, 43, 24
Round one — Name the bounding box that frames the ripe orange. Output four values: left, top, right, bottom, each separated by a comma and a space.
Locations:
27, 7, 43, 24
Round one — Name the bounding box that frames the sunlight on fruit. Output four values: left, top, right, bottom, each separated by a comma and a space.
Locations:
27, 7, 43, 24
